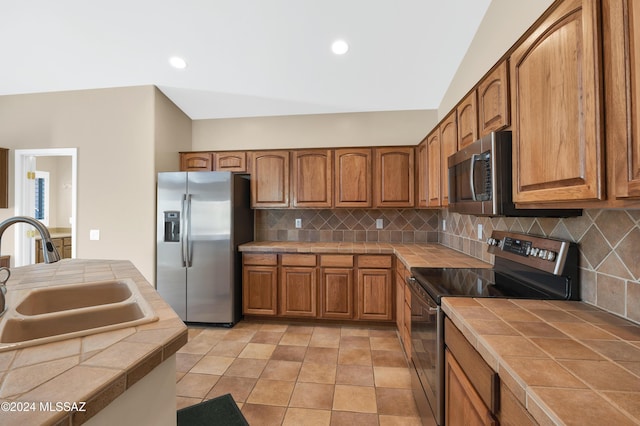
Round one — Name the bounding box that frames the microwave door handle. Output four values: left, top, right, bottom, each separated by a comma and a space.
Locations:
469, 154, 479, 201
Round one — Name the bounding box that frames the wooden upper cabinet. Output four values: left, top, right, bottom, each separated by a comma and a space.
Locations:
214, 151, 247, 172
478, 60, 510, 136
334, 148, 372, 207
457, 91, 478, 149
416, 139, 428, 208
292, 149, 333, 208
180, 152, 213, 171
510, 0, 604, 203
373, 147, 415, 207
427, 129, 441, 207
440, 112, 458, 207
250, 151, 290, 208
604, 0, 640, 200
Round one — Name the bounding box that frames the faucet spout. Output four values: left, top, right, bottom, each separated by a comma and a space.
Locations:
0, 216, 61, 317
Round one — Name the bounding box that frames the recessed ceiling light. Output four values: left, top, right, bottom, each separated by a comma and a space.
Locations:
331, 40, 349, 55
169, 56, 187, 69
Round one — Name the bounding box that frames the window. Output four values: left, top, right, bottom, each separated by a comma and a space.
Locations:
34, 171, 50, 226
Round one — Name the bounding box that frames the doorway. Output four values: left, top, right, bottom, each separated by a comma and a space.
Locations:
14, 148, 77, 266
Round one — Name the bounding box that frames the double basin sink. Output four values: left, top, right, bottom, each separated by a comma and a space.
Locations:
0, 279, 158, 352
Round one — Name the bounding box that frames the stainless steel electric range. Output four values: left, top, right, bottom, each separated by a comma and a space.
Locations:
407, 230, 579, 425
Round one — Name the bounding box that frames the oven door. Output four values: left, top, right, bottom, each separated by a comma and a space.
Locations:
408, 277, 443, 425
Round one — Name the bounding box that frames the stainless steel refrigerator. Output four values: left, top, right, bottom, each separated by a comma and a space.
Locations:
156, 172, 253, 325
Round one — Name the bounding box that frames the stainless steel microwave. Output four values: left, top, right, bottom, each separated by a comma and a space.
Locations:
447, 131, 581, 217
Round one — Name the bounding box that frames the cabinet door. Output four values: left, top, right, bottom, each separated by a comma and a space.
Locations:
510, 0, 604, 203
180, 153, 213, 171
292, 149, 333, 208
604, 0, 640, 199
445, 350, 497, 426
250, 151, 290, 208
280, 266, 318, 317
478, 61, 510, 136
374, 147, 415, 207
457, 91, 478, 149
243, 265, 278, 315
416, 140, 428, 208
395, 269, 405, 334
357, 268, 393, 321
334, 148, 372, 207
427, 130, 441, 207
320, 267, 354, 319
440, 112, 458, 207
214, 151, 247, 172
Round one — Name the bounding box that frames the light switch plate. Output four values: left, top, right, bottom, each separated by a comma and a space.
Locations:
89, 229, 100, 241
442, 220, 446, 231
477, 224, 483, 240
376, 218, 384, 229
295, 218, 302, 229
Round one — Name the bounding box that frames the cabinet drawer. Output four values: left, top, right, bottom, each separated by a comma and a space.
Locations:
320, 255, 354, 268
358, 255, 392, 269
281, 254, 317, 267
243, 253, 278, 266
445, 317, 499, 412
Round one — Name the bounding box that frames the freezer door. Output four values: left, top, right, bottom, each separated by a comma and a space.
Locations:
156, 172, 187, 320
186, 172, 232, 323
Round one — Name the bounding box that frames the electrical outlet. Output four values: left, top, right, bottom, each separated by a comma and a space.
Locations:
295, 218, 302, 229
89, 229, 100, 241
442, 220, 446, 231
376, 218, 384, 229
477, 224, 483, 240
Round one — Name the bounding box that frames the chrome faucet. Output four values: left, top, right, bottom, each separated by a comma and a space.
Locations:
0, 216, 61, 316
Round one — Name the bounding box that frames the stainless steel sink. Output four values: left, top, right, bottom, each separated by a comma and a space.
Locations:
0, 279, 157, 352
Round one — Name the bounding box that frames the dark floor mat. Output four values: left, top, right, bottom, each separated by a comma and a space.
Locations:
177, 393, 249, 426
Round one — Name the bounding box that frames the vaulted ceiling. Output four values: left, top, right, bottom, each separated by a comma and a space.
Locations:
1, 0, 492, 119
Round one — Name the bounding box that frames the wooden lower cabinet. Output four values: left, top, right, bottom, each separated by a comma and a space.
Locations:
280, 266, 318, 317
242, 254, 278, 316
36, 236, 72, 263
357, 268, 393, 321
445, 349, 497, 426
320, 267, 354, 319
242, 265, 278, 315
242, 252, 393, 322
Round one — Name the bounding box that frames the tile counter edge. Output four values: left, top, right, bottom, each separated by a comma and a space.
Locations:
442, 297, 640, 426
0, 259, 188, 426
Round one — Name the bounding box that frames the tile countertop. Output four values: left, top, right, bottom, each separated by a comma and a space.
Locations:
238, 241, 492, 269
442, 298, 640, 426
0, 259, 188, 426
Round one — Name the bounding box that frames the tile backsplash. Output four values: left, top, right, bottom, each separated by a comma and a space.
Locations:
440, 209, 640, 324
254, 208, 640, 324
255, 209, 440, 244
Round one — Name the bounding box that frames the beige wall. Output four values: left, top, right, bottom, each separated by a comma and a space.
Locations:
0, 86, 161, 280
154, 88, 192, 172
192, 110, 438, 151
438, 0, 554, 118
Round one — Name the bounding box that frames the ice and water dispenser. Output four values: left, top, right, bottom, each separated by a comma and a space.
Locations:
163, 211, 180, 242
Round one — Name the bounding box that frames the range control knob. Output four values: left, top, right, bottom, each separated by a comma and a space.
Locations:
487, 238, 500, 246
530, 247, 540, 257
537, 249, 548, 259
545, 251, 556, 261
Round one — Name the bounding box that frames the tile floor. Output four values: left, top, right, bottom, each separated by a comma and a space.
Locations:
175, 320, 422, 425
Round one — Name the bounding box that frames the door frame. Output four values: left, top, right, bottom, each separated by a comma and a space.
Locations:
14, 148, 77, 266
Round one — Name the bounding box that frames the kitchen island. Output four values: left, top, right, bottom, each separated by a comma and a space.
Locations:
0, 259, 188, 426
443, 297, 640, 425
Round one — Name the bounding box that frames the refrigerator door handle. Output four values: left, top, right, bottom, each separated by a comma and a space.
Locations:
186, 193, 193, 267
181, 194, 188, 267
